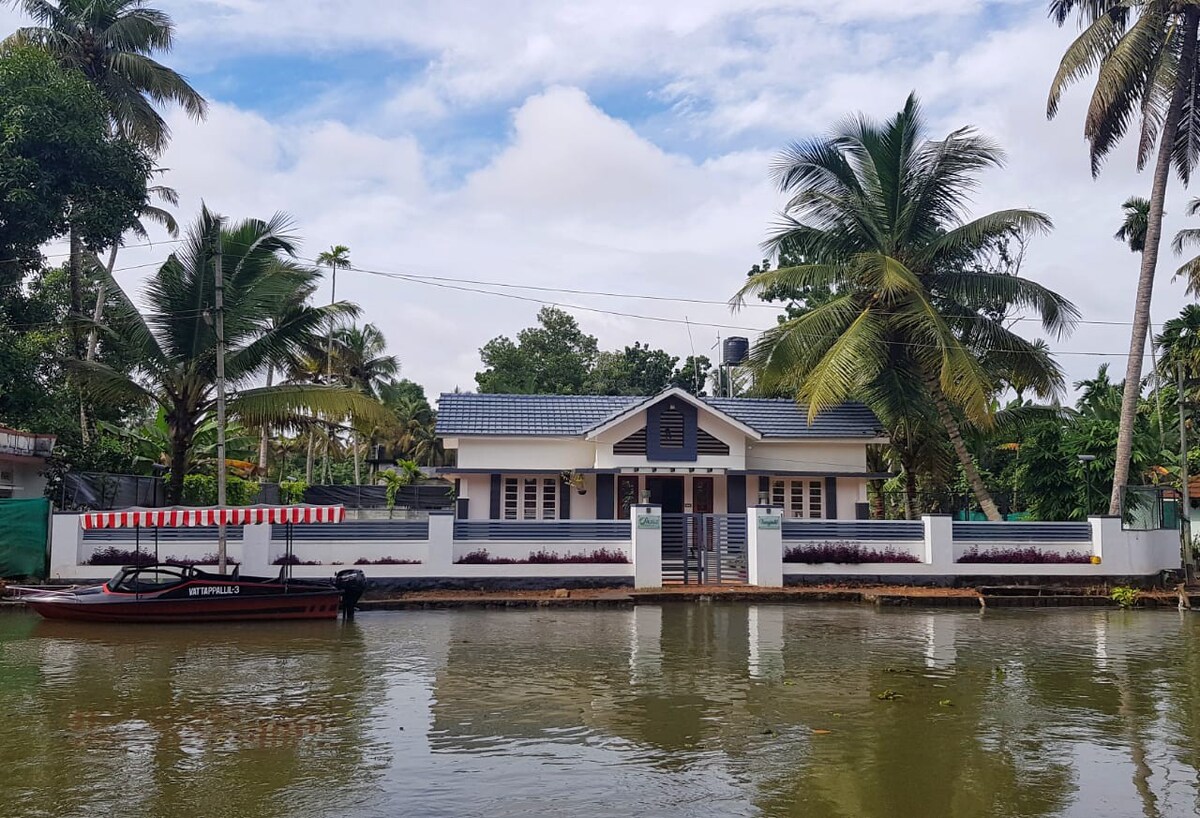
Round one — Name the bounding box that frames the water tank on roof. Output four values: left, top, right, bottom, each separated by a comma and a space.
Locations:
722, 336, 749, 366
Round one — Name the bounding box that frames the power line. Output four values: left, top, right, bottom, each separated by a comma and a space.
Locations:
299, 257, 1172, 329
315, 259, 1160, 359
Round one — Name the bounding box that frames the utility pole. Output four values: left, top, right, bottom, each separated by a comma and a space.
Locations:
1179, 361, 1192, 576
214, 224, 229, 575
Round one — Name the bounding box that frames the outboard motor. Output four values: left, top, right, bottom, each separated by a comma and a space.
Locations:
334, 569, 367, 619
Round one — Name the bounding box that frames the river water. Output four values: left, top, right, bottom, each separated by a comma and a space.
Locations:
2, 604, 1200, 817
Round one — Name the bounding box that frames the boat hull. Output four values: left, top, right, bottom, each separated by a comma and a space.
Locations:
26, 590, 343, 623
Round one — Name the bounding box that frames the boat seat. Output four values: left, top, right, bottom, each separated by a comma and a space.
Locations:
230, 564, 239, 580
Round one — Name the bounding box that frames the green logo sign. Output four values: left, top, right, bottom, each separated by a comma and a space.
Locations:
756, 514, 781, 530
636, 514, 661, 530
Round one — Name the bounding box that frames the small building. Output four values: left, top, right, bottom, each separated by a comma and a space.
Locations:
0, 426, 55, 500
436, 389, 888, 521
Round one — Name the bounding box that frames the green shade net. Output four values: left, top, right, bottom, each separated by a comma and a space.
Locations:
0, 498, 48, 579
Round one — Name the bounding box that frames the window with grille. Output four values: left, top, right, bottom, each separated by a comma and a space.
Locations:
770, 479, 824, 519
503, 476, 559, 520
659, 404, 684, 449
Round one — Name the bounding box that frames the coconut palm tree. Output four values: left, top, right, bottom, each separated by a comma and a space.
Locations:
1114, 196, 1151, 253
1158, 304, 1200, 384
253, 260, 330, 473
70, 206, 386, 503
331, 322, 398, 483
1114, 195, 1168, 448
3, 0, 207, 153
734, 95, 1077, 521
1048, 0, 1200, 514
314, 245, 352, 481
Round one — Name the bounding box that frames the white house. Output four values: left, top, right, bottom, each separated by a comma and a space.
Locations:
0, 426, 55, 500
436, 388, 888, 521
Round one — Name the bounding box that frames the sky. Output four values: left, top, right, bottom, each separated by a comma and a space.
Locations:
5, 0, 1195, 403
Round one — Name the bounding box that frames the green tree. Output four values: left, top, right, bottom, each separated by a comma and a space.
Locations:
0, 47, 148, 289
670, 355, 712, 396
70, 206, 386, 503
585, 342, 678, 395
475, 306, 598, 394
1048, 0, 1200, 513
3, 0, 207, 153
734, 95, 1076, 521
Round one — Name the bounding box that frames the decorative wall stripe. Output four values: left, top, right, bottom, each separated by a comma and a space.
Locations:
454, 520, 630, 540
783, 520, 924, 541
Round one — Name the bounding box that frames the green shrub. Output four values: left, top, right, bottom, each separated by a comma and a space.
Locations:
1110, 586, 1139, 609
279, 480, 308, 504
181, 474, 257, 506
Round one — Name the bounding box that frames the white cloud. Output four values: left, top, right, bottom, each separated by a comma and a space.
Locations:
26, 0, 1192, 403
122, 89, 776, 397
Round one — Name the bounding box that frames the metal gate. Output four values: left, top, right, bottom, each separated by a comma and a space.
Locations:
662, 513, 747, 585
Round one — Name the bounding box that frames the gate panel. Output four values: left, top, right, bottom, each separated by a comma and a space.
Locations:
661, 513, 746, 585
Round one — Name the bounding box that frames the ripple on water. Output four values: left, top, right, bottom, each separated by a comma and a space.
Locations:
3, 606, 1200, 817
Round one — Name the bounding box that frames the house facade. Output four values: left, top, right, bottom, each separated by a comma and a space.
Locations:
0, 426, 55, 500
436, 389, 888, 521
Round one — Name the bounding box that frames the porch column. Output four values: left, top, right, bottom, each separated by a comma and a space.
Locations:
631, 504, 662, 588
596, 473, 615, 519
727, 474, 747, 514
746, 505, 783, 587
488, 474, 501, 520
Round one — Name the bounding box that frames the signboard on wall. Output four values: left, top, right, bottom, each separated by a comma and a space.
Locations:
636, 514, 661, 530
756, 514, 781, 530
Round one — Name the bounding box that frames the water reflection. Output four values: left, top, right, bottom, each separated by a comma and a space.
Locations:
3, 605, 1200, 817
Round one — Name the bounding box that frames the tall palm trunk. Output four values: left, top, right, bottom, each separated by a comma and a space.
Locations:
305, 428, 315, 483
352, 432, 361, 484
257, 364, 274, 473
69, 221, 88, 443
166, 414, 195, 505
1110, 8, 1200, 515
926, 375, 1002, 521
903, 466, 918, 521
869, 478, 886, 520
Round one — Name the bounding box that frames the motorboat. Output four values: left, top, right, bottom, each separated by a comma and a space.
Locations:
23, 563, 366, 623
20, 503, 366, 623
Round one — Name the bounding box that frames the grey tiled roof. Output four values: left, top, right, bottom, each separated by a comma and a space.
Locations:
702, 398, 883, 438
437, 392, 884, 439
436, 393, 641, 436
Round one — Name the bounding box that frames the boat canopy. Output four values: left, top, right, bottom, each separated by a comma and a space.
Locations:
79, 504, 346, 529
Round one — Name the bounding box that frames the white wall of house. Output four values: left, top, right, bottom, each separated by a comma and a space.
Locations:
455, 438, 594, 470
744, 441, 869, 473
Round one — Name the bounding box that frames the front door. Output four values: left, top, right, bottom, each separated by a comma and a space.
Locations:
646, 476, 685, 513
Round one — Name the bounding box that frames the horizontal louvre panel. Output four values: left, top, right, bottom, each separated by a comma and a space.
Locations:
695, 429, 730, 456
952, 522, 1092, 542
783, 520, 923, 541
272, 520, 430, 541
83, 527, 244, 542
614, 427, 647, 455
454, 520, 630, 540
659, 406, 684, 448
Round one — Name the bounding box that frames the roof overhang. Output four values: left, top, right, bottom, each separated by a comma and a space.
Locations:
584, 387, 762, 441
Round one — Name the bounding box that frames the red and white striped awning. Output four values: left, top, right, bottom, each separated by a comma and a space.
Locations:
79, 504, 346, 530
